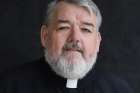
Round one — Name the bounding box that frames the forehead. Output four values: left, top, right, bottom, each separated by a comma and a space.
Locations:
54, 2, 96, 24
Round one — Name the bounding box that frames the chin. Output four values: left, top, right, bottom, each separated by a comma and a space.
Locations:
44, 48, 97, 79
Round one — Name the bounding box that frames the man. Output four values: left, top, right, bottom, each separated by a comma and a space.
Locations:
0, 0, 134, 93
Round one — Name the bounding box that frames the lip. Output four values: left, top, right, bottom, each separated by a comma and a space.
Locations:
64, 49, 83, 53
64, 50, 80, 55
66, 48, 78, 51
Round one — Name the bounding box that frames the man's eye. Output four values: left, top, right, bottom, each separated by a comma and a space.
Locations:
57, 27, 70, 31
81, 28, 92, 33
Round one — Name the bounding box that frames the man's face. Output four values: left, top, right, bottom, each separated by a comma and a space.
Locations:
41, 2, 101, 79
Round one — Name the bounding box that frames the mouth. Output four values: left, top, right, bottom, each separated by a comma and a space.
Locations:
64, 48, 83, 54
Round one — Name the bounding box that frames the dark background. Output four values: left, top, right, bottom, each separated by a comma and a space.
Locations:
0, 0, 140, 92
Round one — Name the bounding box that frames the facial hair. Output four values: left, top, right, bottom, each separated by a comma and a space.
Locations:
44, 48, 97, 79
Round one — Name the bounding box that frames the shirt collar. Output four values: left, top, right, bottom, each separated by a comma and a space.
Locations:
40, 57, 96, 89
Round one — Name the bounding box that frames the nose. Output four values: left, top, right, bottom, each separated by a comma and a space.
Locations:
67, 26, 81, 43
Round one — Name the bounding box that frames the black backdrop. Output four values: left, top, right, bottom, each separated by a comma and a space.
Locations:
0, 0, 140, 92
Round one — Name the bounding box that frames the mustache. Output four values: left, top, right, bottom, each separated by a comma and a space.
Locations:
63, 41, 83, 53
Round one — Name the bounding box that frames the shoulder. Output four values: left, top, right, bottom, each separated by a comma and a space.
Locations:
95, 72, 134, 93
0, 57, 48, 80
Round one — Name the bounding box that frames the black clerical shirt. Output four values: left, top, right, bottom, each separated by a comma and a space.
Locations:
0, 57, 134, 93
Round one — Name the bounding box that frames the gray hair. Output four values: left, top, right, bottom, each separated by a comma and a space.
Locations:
43, 0, 102, 31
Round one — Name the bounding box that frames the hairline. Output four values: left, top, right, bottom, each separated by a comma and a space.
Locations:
44, 0, 102, 31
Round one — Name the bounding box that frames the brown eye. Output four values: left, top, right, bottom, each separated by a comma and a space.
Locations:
57, 27, 70, 31
81, 28, 92, 33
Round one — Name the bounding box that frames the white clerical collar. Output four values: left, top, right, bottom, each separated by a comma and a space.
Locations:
66, 79, 78, 88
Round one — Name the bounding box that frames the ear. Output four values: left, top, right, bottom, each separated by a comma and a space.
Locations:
96, 32, 102, 52
41, 25, 48, 48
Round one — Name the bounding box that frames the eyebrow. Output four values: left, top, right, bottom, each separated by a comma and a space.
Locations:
82, 22, 95, 27
57, 19, 71, 24
57, 19, 95, 27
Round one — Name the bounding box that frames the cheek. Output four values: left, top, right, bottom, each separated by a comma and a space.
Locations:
47, 33, 67, 56
83, 38, 98, 58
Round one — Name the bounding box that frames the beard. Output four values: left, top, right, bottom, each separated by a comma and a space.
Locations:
44, 48, 97, 79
